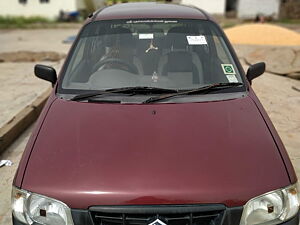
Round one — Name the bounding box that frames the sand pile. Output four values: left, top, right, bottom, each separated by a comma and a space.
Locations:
225, 24, 300, 46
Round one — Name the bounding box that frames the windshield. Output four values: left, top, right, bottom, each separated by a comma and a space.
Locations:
60, 19, 243, 92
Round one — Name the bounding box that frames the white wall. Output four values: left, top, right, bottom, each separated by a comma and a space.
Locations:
237, 0, 281, 19
181, 0, 226, 15
0, 0, 78, 19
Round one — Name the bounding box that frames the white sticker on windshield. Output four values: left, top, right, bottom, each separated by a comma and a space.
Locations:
186, 35, 207, 45
139, 33, 154, 39
226, 75, 239, 83
127, 20, 178, 24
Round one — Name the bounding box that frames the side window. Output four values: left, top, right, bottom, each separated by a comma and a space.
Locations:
40, 0, 50, 3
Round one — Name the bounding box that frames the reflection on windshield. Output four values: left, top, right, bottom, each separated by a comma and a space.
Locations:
62, 19, 242, 91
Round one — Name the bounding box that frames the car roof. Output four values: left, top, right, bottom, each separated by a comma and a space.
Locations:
89, 2, 210, 22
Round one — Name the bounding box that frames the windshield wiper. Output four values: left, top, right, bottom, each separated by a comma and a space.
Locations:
70, 86, 178, 101
88, 99, 121, 103
143, 82, 243, 104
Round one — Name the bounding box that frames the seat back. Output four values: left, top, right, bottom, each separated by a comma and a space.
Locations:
158, 26, 203, 85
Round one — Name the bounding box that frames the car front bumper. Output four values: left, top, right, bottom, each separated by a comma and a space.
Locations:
12, 207, 300, 225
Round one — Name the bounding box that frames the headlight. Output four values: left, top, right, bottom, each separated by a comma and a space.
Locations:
12, 186, 74, 225
240, 182, 300, 225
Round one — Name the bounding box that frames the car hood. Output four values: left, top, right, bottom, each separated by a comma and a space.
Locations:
22, 96, 289, 209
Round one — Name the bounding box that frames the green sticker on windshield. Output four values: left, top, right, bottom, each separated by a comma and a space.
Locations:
221, 64, 236, 75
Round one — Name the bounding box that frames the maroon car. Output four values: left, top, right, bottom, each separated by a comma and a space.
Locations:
12, 3, 299, 225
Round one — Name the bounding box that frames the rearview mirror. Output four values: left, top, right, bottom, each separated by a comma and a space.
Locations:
246, 62, 265, 83
34, 64, 57, 86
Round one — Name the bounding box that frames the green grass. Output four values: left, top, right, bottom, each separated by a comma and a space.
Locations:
0, 16, 55, 28
221, 22, 238, 29
0, 16, 83, 29
275, 18, 300, 24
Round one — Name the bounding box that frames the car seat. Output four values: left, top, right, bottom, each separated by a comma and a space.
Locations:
157, 27, 203, 86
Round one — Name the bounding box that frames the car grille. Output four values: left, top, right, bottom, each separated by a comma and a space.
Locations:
89, 205, 225, 225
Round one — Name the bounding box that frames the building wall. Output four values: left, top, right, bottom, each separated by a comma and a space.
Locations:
237, 0, 281, 19
0, 0, 78, 19
180, 0, 226, 14
280, 1, 300, 19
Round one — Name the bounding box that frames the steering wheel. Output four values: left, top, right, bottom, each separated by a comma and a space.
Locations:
93, 58, 139, 74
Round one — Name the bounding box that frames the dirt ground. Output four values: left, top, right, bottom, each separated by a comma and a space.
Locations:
0, 27, 299, 225
246, 65, 300, 177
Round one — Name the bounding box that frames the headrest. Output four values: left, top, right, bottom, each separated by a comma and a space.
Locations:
104, 27, 134, 48
165, 26, 190, 49
110, 27, 132, 34
167, 26, 190, 34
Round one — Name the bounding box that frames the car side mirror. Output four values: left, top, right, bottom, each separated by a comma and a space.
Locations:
34, 64, 57, 87
246, 62, 266, 84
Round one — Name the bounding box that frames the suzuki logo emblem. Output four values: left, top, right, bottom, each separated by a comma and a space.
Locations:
148, 219, 167, 225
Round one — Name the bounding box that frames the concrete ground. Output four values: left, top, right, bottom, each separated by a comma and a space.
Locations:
0, 28, 78, 128
0, 28, 299, 225
0, 126, 32, 224
0, 29, 79, 53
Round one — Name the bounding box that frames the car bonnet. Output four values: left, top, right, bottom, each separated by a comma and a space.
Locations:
22, 96, 290, 209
